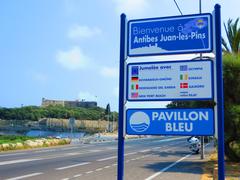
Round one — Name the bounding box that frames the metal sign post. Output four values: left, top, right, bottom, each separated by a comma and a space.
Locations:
118, 13, 126, 180
199, 0, 205, 160
214, 4, 225, 179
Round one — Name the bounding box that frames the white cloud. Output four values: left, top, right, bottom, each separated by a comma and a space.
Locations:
100, 66, 118, 78
68, 25, 101, 40
114, 0, 150, 17
78, 91, 97, 101
56, 46, 90, 70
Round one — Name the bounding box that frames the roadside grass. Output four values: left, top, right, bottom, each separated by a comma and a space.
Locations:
0, 135, 71, 151
0, 135, 37, 144
202, 151, 240, 180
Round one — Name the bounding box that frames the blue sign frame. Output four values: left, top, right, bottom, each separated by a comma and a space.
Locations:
126, 108, 214, 136
128, 13, 213, 57
126, 59, 214, 101
118, 5, 225, 180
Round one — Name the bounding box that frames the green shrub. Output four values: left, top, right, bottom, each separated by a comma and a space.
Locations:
0, 135, 37, 144
0, 136, 71, 151
223, 54, 240, 162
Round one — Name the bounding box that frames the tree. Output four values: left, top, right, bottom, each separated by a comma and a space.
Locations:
105, 104, 111, 115
167, 54, 240, 161
222, 18, 240, 54
0, 105, 106, 121
105, 103, 111, 132
223, 54, 240, 161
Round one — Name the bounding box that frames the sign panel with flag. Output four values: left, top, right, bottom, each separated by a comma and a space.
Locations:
127, 60, 213, 101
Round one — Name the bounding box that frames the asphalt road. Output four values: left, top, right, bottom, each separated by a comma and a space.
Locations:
0, 136, 213, 180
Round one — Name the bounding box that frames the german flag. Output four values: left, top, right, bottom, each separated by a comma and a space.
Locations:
131, 77, 139, 82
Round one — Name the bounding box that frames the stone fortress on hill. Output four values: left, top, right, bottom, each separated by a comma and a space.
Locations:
41, 98, 97, 108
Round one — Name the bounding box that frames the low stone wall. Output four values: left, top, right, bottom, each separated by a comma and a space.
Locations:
43, 118, 117, 132
0, 138, 71, 151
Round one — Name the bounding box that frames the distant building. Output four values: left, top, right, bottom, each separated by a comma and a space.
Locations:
41, 98, 97, 108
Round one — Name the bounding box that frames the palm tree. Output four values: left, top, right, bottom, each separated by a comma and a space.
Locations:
222, 18, 240, 54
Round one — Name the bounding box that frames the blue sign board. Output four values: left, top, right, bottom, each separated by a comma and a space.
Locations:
127, 60, 213, 101
128, 13, 212, 57
126, 108, 214, 136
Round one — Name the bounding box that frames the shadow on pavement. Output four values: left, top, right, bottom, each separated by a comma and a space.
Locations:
142, 149, 205, 175
143, 160, 204, 175
150, 150, 190, 158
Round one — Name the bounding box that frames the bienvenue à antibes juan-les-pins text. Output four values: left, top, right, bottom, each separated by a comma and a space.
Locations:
132, 25, 206, 43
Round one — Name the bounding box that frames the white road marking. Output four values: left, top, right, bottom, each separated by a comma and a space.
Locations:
62, 147, 79, 150
106, 147, 117, 150
89, 149, 102, 152
56, 162, 90, 170
151, 147, 161, 150
61, 178, 69, 180
145, 154, 192, 180
73, 174, 82, 178
86, 171, 93, 174
0, 159, 41, 166
97, 151, 139, 162
80, 145, 94, 148
140, 149, 151, 153
125, 152, 137, 156
97, 156, 117, 161
5, 172, 43, 180
112, 163, 117, 166
0, 152, 27, 157
96, 168, 103, 171
156, 137, 186, 143
35, 149, 56, 153
65, 152, 82, 156
104, 166, 110, 169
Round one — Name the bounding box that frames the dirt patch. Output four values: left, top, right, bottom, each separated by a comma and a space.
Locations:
201, 151, 240, 180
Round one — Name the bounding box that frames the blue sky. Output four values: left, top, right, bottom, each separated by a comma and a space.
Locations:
0, 0, 239, 111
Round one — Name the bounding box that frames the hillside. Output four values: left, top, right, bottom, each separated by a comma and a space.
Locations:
0, 105, 117, 121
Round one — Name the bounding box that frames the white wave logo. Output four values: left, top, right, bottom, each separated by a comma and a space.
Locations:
130, 111, 150, 132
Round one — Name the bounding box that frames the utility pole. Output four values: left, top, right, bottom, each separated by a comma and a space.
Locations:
106, 103, 111, 132
199, 0, 205, 160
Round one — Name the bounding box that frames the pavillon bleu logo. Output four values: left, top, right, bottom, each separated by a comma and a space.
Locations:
129, 111, 150, 132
